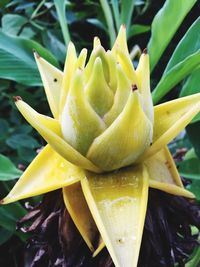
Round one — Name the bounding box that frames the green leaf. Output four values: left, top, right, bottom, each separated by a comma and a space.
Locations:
128, 24, 150, 38
179, 158, 200, 180
152, 50, 200, 104
184, 148, 196, 160
0, 203, 27, 242
54, 0, 70, 46
186, 121, 200, 158
187, 180, 200, 200
180, 68, 200, 98
100, 0, 116, 46
0, 32, 59, 86
0, 154, 22, 181
186, 246, 200, 267
2, 14, 27, 34
18, 147, 37, 163
0, 228, 12, 245
111, 0, 120, 30
1, 14, 35, 38
0, 0, 9, 8
6, 134, 40, 150
165, 17, 200, 73
121, 0, 135, 33
0, 119, 9, 139
180, 68, 200, 123
86, 18, 107, 32
148, 0, 196, 72
42, 30, 66, 63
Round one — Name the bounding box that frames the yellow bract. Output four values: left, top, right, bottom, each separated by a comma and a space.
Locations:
81, 165, 149, 267
87, 91, 152, 171
1, 25, 200, 267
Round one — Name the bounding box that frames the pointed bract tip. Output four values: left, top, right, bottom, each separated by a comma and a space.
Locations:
131, 84, 138, 92
33, 49, 40, 58
122, 24, 126, 29
143, 48, 148, 54
0, 199, 4, 205
13, 96, 22, 102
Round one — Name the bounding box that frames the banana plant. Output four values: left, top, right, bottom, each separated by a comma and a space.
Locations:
1, 26, 200, 267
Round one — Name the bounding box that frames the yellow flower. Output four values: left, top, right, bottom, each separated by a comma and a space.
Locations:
2, 26, 200, 267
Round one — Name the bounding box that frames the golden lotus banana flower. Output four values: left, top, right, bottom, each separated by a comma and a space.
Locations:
1, 25, 200, 267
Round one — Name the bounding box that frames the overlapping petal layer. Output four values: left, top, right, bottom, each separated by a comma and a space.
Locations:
34, 52, 63, 119
140, 93, 200, 161
81, 165, 149, 267
87, 91, 152, 171
146, 147, 194, 198
63, 183, 98, 251
2, 145, 81, 204
15, 99, 100, 173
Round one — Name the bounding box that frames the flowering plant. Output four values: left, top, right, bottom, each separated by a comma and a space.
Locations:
1, 25, 200, 267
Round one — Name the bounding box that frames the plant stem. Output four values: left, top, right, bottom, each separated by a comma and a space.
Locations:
31, 0, 46, 20
100, 0, 116, 46
54, 0, 71, 46
111, 0, 120, 31
186, 246, 200, 267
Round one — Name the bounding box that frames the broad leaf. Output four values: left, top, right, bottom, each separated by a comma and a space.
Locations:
152, 50, 200, 104
179, 158, 200, 180
0, 228, 12, 245
111, 0, 120, 30
164, 17, 200, 73
152, 15, 200, 104
187, 180, 200, 201
148, 0, 196, 71
42, 30, 66, 63
128, 24, 150, 38
186, 121, 200, 158
180, 68, 200, 98
0, 32, 59, 86
2, 14, 35, 38
121, 0, 135, 33
0, 154, 22, 181
180, 68, 200, 122
6, 134, 40, 150
0, 203, 27, 242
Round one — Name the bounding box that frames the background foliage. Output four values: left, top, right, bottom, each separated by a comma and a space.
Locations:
0, 0, 200, 266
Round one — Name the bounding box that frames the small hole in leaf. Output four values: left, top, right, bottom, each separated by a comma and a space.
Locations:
54, 78, 58, 82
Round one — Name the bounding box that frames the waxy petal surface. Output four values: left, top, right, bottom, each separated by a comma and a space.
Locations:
34, 53, 63, 119
63, 182, 98, 251
61, 70, 105, 155
87, 91, 152, 171
2, 145, 81, 204
146, 147, 194, 198
15, 99, 101, 173
85, 57, 114, 117
149, 180, 194, 198
146, 146, 183, 186
136, 52, 154, 123
140, 94, 200, 160
112, 25, 130, 58
104, 64, 131, 126
81, 165, 149, 267
60, 42, 77, 115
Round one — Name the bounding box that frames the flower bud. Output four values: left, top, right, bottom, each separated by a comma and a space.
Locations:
60, 26, 153, 171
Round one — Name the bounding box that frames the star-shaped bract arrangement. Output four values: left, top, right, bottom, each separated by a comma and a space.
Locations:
2, 26, 200, 267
